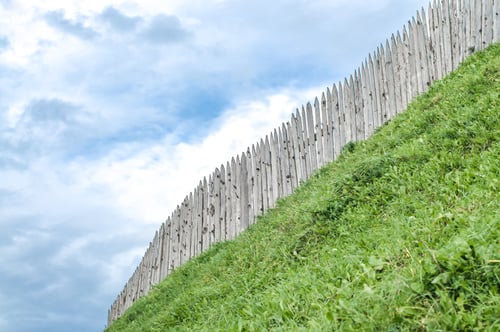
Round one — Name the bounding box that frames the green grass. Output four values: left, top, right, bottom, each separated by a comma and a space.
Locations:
106, 44, 500, 332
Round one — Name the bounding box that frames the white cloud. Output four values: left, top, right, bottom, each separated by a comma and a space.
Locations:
71, 87, 320, 225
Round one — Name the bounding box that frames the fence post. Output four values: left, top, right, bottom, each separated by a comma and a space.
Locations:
159, 221, 168, 280
290, 118, 303, 188
494, 0, 500, 42
300, 106, 312, 178
354, 69, 365, 140
483, 0, 494, 48
321, 92, 333, 163
213, 168, 222, 243
180, 196, 189, 264
226, 157, 238, 240
194, 184, 202, 256
201, 178, 209, 249
240, 152, 250, 228
269, 131, 280, 205
295, 109, 308, 181
253, 143, 263, 216
245, 149, 255, 225
233, 156, 242, 235
219, 164, 227, 234
360, 62, 371, 138
314, 98, 325, 167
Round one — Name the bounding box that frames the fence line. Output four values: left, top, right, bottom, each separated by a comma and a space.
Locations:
108, 0, 499, 325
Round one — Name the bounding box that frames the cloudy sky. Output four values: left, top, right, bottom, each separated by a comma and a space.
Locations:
0, 1, 429, 331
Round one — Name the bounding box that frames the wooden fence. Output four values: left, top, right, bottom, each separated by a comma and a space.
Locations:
108, 0, 499, 325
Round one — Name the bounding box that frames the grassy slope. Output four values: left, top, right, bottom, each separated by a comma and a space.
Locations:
107, 44, 499, 331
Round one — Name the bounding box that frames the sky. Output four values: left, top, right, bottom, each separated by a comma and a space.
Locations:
0, 1, 429, 331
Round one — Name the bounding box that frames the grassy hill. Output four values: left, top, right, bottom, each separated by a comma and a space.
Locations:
106, 44, 499, 331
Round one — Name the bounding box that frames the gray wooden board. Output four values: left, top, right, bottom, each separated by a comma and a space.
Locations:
233, 156, 242, 235
314, 98, 325, 167
245, 150, 255, 225
321, 92, 333, 163
240, 153, 250, 228
201, 178, 209, 249
337, 81, 347, 150
300, 106, 311, 178
494, 0, 500, 42
269, 131, 280, 205
214, 168, 222, 243
483, 0, 494, 48
331, 85, 341, 159
288, 114, 302, 189
219, 164, 227, 233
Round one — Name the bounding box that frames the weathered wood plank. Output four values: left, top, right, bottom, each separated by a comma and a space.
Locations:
230, 157, 239, 239
224, 161, 232, 239
194, 183, 202, 253
409, 17, 423, 96
164, 216, 172, 276
213, 168, 222, 243
253, 143, 263, 216
300, 106, 312, 178
421, 7, 435, 87
353, 69, 365, 140
378, 45, 390, 125
240, 152, 250, 228
179, 197, 188, 264
314, 97, 324, 167
361, 61, 372, 137
470, 0, 478, 52
264, 136, 273, 208
171, 206, 181, 270
259, 139, 269, 214
186, 192, 194, 261
193, 184, 201, 256
427, 3, 439, 84
455, 0, 466, 65
337, 81, 347, 150
494, 0, 500, 42
219, 164, 227, 234
245, 149, 255, 225
305, 102, 318, 172
405, 23, 417, 102
449, 0, 459, 70
276, 127, 286, 195
482, 0, 494, 48
433, 1, 445, 81
440, 1, 453, 75
233, 155, 242, 235
344, 77, 355, 143
321, 91, 333, 163
417, 10, 432, 91
367, 54, 380, 132
331, 84, 342, 159
391, 34, 403, 114
201, 177, 209, 249
364, 59, 375, 132
269, 130, 280, 204
384, 40, 397, 120
158, 222, 167, 280
284, 123, 296, 192
207, 174, 215, 246
288, 112, 302, 187
167, 213, 175, 273
325, 88, 335, 160
372, 50, 382, 129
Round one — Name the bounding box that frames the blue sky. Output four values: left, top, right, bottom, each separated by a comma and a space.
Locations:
0, 1, 428, 331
